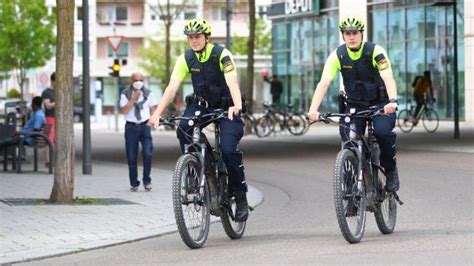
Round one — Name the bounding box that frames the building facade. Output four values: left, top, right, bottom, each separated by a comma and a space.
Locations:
268, 0, 472, 122
1, 0, 271, 119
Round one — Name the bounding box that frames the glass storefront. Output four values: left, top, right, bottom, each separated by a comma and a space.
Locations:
269, 1, 464, 119
271, 11, 339, 112
369, 1, 465, 120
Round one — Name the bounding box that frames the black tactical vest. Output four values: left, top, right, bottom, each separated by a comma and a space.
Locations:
337, 42, 387, 103
185, 45, 231, 108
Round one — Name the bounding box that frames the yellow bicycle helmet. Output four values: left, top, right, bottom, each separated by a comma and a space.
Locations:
184, 18, 212, 36
339, 17, 365, 32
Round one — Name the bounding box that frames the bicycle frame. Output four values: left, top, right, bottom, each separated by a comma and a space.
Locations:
322, 108, 388, 207
164, 110, 234, 216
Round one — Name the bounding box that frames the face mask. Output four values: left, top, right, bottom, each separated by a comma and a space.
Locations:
132, 80, 144, 90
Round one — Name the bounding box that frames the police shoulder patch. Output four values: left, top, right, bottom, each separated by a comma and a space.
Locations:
375, 53, 389, 71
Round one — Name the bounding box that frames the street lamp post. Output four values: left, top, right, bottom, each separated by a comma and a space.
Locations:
82, 0, 92, 174
226, 0, 231, 48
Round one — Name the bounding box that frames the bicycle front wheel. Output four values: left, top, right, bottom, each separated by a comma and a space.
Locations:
372, 144, 397, 234
334, 149, 366, 244
172, 153, 210, 249
422, 108, 439, 133
287, 114, 307, 136
397, 109, 415, 133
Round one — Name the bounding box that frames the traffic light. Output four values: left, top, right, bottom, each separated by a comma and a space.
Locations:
109, 58, 120, 77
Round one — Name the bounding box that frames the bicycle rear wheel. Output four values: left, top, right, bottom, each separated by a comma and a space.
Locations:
220, 175, 246, 239
255, 115, 274, 138
397, 109, 415, 133
422, 108, 439, 133
172, 153, 210, 249
334, 149, 366, 243
287, 114, 307, 136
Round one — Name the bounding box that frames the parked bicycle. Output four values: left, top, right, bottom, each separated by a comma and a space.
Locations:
255, 103, 307, 137
397, 99, 439, 133
241, 109, 257, 136
160, 109, 249, 249
317, 107, 403, 244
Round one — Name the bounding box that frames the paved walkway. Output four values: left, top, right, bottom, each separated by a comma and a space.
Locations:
0, 162, 263, 264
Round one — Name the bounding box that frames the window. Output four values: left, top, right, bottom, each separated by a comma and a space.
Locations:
258, 6, 267, 19
77, 6, 83, 21
212, 7, 226, 21
184, 10, 196, 20
116, 6, 127, 21
108, 40, 129, 57
99, 6, 128, 23
77, 42, 83, 57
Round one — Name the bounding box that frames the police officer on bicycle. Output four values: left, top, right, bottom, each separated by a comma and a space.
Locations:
149, 18, 249, 221
307, 17, 400, 192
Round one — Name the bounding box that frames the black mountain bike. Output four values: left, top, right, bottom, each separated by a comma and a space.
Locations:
160, 110, 248, 249
318, 107, 403, 243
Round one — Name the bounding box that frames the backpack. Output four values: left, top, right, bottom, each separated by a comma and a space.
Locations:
412, 75, 423, 88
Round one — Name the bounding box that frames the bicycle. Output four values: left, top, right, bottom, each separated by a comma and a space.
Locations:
160, 109, 248, 249
397, 99, 439, 133
317, 107, 404, 243
255, 103, 307, 137
241, 110, 257, 136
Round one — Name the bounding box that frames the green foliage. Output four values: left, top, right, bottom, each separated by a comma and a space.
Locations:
7, 88, 21, 98
138, 35, 187, 87
231, 17, 271, 56
0, 0, 56, 73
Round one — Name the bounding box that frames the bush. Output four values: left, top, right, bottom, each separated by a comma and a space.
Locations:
7, 88, 21, 99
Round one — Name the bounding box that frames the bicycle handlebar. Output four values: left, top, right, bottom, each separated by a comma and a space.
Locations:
160, 109, 229, 126
318, 107, 385, 124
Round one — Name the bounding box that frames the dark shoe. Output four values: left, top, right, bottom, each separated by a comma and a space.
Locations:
234, 191, 249, 222
345, 199, 358, 217
130, 186, 139, 192
385, 168, 400, 192
144, 183, 152, 191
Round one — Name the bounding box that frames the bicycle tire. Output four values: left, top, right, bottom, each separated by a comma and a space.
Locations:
334, 149, 366, 244
287, 114, 307, 136
397, 109, 415, 133
172, 153, 210, 249
372, 144, 397, 234
422, 108, 439, 133
255, 115, 275, 138
219, 173, 246, 239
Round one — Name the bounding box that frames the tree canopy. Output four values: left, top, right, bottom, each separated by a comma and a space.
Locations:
138, 35, 187, 87
231, 17, 271, 56
0, 0, 56, 97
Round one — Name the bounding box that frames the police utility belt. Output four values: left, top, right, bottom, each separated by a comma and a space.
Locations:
126, 120, 149, 125
345, 87, 389, 108
185, 93, 242, 111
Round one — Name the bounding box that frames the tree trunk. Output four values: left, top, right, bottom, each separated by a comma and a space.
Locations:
246, 0, 256, 112
50, 0, 75, 203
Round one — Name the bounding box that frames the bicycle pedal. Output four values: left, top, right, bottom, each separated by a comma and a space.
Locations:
248, 206, 255, 211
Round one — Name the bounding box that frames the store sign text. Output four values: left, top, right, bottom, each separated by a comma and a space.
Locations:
285, 0, 312, 14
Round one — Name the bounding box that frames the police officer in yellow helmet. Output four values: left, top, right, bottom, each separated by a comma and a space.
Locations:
149, 18, 249, 222
308, 17, 400, 193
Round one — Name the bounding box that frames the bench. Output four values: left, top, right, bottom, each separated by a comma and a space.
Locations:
16, 124, 53, 174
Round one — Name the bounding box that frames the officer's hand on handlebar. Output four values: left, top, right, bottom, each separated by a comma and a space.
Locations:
148, 113, 161, 129
307, 110, 320, 122
383, 102, 398, 114
228, 106, 241, 120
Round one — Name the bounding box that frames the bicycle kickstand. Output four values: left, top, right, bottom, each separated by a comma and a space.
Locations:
393, 192, 404, 206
